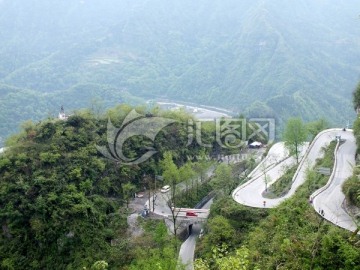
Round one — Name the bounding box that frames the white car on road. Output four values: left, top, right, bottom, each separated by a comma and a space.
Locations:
160, 185, 171, 193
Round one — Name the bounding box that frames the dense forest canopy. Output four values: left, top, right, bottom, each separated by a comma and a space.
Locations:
1, 0, 360, 145
0, 105, 219, 269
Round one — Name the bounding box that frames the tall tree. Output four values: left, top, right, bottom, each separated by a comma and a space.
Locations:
307, 118, 329, 140
193, 150, 211, 197
201, 216, 236, 251
283, 117, 308, 164
194, 245, 255, 270
122, 182, 136, 208
161, 152, 180, 185
179, 161, 195, 197
260, 161, 271, 192
160, 152, 182, 241
353, 82, 360, 111
210, 163, 233, 196
193, 150, 210, 183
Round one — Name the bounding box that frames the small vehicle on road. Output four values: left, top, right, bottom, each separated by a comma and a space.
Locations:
186, 211, 198, 217
160, 185, 171, 193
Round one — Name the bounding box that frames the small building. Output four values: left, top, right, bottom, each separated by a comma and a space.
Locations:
58, 106, 68, 120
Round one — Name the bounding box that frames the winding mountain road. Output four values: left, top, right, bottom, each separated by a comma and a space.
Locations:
233, 141, 308, 208
233, 128, 359, 233
144, 128, 358, 270
311, 130, 358, 232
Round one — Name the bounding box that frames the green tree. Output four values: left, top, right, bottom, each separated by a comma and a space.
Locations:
160, 152, 181, 240
353, 117, 360, 153
193, 150, 210, 183
307, 118, 329, 140
283, 117, 308, 164
260, 161, 271, 192
161, 152, 180, 188
210, 163, 233, 196
153, 222, 169, 250
129, 246, 183, 270
0, 104, 218, 269
179, 161, 195, 197
353, 82, 360, 111
91, 261, 108, 270
202, 216, 235, 249
123, 182, 136, 208
194, 244, 256, 270
193, 150, 211, 197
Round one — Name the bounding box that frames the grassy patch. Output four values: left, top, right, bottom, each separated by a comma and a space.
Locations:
263, 165, 297, 198
264, 141, 337, 199
175, 181, 213, 208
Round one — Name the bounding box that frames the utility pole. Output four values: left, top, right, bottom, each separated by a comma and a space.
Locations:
152, 174, 156, 212
152, 175, 163, 212
147, 175, 151, 212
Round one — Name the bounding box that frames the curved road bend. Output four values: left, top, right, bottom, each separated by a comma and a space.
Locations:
234, 128, 359, 233
177, 129, 358, 269
247, 142, 291, 180
312, 130, 359, 233
233, 129, 344, 208
233, 143, 308, 208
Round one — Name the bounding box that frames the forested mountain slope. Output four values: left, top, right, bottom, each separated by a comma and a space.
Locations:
1, 0, 360, 145
0, 105, 213, 269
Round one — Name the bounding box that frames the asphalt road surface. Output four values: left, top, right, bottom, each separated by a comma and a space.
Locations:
233, 128, 359, 233
233, 142, 308, 208
312, 130, 358, 233
178, 199, 213, 270
145, 167, 215, 218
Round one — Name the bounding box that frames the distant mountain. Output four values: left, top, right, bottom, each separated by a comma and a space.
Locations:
1, 0, 360, 145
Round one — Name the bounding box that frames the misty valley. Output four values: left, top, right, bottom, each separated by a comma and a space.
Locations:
0, 1, 360, 269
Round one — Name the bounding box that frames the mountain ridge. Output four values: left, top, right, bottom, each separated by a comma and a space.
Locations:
0, 0, 360, 145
